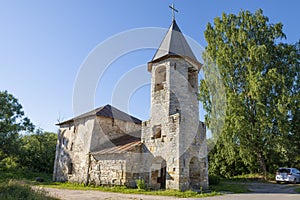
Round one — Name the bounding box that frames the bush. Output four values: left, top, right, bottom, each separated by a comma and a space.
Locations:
209, 175, 221, 185
135, 178, 147, 190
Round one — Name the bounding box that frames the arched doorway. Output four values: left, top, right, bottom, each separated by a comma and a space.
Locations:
189, 157, 200, 189
150, 157, 166, 189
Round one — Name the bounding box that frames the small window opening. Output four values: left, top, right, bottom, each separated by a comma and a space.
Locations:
68, 163, 73, 174
152, 125, 162, 139
154, 66, 166, 92
188, 69, 197, 89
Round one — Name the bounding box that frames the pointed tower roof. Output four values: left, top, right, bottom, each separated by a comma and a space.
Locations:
148, 20, 201, 71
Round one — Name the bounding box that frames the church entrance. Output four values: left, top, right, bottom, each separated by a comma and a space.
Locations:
150, 157, 166, 189
189, 157, 200, 189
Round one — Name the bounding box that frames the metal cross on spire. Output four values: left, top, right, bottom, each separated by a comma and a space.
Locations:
169, 3, 178, 21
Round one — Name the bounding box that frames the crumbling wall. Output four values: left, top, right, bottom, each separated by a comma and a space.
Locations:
53, 116, 95, 183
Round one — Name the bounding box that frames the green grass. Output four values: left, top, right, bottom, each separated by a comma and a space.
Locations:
295, 186, 300, 193
0, 167, 56, 200
0, 167, 53, 183
42, 182, 221, 198
0, 180, 58, 200
210, 181, 249, 193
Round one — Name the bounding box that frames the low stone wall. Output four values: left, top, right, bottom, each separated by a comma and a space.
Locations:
88, 152, 146, 188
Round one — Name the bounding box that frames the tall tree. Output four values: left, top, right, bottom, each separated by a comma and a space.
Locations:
200, 9, 299, 177
20, 130, 57, 173
0, 91, 34, 163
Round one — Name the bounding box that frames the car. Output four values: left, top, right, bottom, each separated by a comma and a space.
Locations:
275, 167, 300, 184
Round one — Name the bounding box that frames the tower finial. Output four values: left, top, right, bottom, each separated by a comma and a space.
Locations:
169, 3, 178, 21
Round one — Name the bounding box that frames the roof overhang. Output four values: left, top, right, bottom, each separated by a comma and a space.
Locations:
147, 54, 202, 72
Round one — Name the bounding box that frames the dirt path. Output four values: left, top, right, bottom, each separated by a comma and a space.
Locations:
36, 183, 300, 200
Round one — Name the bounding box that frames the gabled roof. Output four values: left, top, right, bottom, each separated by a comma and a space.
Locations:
148, 19, 201, 71
57, 104, 141, 125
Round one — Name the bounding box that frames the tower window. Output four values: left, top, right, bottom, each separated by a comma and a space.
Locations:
68, 162, 73, 174
188, 69, 197, 89
152, 125, 162, 139
154, 66, 166, 92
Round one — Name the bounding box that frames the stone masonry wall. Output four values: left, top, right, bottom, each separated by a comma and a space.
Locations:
53, 115, 142, 184
142, 57, 208, 191
53, 116, 94, 183
89, 151, 145, 187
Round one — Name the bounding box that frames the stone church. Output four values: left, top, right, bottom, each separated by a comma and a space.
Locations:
53, 18, 208, 191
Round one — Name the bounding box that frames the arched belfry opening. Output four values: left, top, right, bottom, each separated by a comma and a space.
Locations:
154, 66, 166, 92
189, 157, 200, 189
150, 157, 167, 189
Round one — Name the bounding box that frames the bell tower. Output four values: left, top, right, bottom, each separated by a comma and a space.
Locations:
142, 17, 208, 190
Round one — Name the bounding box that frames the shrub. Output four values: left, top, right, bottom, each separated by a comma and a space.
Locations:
135, 178, 147, 190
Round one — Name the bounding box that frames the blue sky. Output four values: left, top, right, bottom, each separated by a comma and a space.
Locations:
1, 0, 299, 132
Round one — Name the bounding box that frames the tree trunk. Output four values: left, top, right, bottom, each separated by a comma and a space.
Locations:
257, 151, 267, 180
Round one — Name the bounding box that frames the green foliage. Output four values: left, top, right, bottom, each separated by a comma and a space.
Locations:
0, 167, 53, 183
19, 130, 57, 173
0, 90, 57, 174
136, 178, 147, 190
0, 180, 58, 200
0, 90, 34, 162
200, 9, 300, 177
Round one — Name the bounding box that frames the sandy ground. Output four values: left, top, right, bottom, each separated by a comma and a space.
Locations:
35, 182, 300, 200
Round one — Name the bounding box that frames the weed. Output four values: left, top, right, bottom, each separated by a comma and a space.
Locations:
136, 178, 147, 190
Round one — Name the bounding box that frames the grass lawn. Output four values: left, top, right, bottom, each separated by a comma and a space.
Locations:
0, 167, 58, 200
42, 182, 221, 198
210, 181, 249, 193
0, 180, 59, 200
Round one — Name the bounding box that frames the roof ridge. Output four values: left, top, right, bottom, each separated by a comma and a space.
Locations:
56, 104, 141, 125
